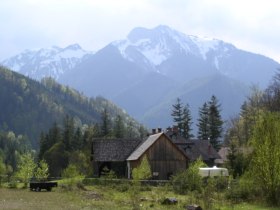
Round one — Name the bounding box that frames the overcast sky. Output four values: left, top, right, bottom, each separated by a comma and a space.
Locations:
1, 0, 280, 62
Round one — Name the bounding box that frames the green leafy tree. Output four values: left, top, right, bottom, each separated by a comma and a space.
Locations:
34, 159, 49, 181
0, 157, 6, 186
225, 137, 249, 178
44, 142, 69, 177
62, 164, 82, 178
0, 157, 6, 175
172, 157, 206, 194
132, 155, 152, 180
208, 95, 223, 150
249, 112, 280, 205
16, 153, 36, 187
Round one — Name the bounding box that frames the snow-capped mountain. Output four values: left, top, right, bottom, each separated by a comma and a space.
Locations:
2, 44, 94, 80
2, 25, 279, 129
111, 25, 278, 87
113, 25, 232, 68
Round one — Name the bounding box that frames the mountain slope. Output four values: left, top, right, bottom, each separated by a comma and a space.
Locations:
0, 66, 142, 148
1, 44, 94, 80
113, 25, 279, 87
141, 74, 250, 129
2, 25, 279, 129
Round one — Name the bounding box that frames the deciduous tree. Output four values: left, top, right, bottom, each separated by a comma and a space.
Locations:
249, 112, 280, 205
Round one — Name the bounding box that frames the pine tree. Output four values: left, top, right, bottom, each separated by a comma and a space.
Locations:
171, 98, 184, 135
171, 98, 193, 139
113, 115, 125, 138
63, 115, 75, 151
101, 108, 111, 137
197, 102, 210, 140
208, 95, 223, 150
182, 104, 193, 139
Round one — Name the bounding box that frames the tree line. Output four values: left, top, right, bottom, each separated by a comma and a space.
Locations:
171, 95, 223, 150
38, 113, 147, 177
223, 70, 280, 206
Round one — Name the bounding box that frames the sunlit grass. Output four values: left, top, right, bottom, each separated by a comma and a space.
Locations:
0, 183, 280, 210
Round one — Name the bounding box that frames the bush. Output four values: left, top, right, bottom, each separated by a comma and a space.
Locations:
132, 155, 151, 180
172, 158, 205, 194
225, 175, 259, 202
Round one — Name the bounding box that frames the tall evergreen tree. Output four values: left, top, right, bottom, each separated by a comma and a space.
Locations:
171, 98, 184, 135
113, 115, 125, 138
208, 95, 223, 150
171, 98, 193, 139
101, 108, 111, 137
197, 102, 210, 140
182, 104, 193, 139
63, 115, 75, 151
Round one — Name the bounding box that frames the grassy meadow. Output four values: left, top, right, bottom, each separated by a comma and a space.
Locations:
0, 179, 280, 210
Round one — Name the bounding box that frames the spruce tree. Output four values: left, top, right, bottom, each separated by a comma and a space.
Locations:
171, 98, 184, 135
182, 104, 193, 139
208, 95, 223, 150
113, 115, 125, 138
63, 115, 75, 151
197, 102, 210, 140
171, 98, 193, 139
101, 107, 111, 137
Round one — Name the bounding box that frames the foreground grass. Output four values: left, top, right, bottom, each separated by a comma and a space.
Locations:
0, 184, 280, 210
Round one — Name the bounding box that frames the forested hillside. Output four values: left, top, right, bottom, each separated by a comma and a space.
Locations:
0, 66, 145, 149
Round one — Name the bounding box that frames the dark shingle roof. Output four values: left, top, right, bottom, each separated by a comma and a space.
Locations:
176, 140, 221, 161
92, 138, 143, 162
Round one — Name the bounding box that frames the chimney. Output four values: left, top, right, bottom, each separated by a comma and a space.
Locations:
172, 126, 178, 134
157, 128, 162, 133
152, 128, 156, 134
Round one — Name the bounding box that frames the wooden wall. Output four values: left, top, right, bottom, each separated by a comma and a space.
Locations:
130, 134, 188, 180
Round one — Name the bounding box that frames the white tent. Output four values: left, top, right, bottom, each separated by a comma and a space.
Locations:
199, 166, 229, 177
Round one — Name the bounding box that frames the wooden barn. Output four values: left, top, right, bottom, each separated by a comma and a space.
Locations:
91, 132, 189, 180
127, 132, 189, 180
166, 128, 221, 166
91, 139, 142, 177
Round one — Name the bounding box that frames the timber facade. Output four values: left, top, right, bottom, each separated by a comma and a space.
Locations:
91, 130, 220, 180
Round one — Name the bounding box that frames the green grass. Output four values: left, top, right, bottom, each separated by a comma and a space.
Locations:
0, 183, 280, 210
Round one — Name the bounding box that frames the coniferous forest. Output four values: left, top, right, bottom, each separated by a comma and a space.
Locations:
0, 66, 146, 176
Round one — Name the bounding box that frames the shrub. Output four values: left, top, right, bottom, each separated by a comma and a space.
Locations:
132, 155, 151, 180
172, 158, 205, 194
225, 174, 258, 202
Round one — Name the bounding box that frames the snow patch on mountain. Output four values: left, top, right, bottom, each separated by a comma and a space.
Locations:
113, 25, 232, 67
1, 44, 94, 80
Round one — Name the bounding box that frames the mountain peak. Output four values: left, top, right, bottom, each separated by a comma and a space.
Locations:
1, 44, 94, 80
127, 25, 174, 43
64, 44, 82, 51
114, 25, 234, 66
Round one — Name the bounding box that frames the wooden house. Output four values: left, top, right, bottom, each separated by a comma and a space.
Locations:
165, 128, 221, 166
91, 132, 189, 180
127, 132, 188, 180
91, 139, 142, 177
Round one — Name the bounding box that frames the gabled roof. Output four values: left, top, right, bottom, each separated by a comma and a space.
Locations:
127, 132, 188, 161
176, 140, 221, 161
92, 138, 143, 162
165, 129, 220, 161
127, 132, 162, 161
